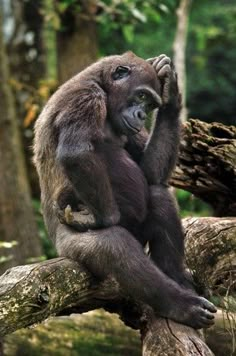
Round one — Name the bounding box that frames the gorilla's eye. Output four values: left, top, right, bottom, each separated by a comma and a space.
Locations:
138, 92, 147, 101
112, 66, 131, 80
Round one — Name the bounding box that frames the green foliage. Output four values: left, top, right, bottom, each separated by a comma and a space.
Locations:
187, 0, 236, 125
100, 0, 236, 125
98, 1, 177, 56
4, 311, 140, 356
176, 189, 212, 217
33, 200, 57, 259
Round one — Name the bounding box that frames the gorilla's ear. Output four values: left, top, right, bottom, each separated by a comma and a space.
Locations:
55, 82, 107, 141
125, 50, 135, 56
123, 51, 137, 59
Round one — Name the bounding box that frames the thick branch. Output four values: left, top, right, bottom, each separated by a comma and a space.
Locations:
183, 217, 236, 293
1, 217, 235, 354
0, 258, 97, 336
171, 119, 236, 216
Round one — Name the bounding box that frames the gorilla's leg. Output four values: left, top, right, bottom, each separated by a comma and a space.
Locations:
141, 185, 192, 288
56, 224, 216, 329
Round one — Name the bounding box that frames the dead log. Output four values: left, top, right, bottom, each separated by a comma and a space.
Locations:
1, 217, 235, 355
171, 119, 236, 216
183, 217, 236, 293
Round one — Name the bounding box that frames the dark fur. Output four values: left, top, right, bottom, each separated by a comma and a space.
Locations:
34, 52, 216, 328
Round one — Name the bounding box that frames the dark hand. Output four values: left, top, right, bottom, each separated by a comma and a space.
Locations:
54, 203, 120, 231
54, 203, 97, 232
147, 54, 181, 109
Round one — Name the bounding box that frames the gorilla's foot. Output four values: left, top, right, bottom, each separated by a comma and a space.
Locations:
166, 294, 217, 329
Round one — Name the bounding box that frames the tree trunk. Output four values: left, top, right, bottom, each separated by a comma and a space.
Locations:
4, 0, 45, 85
142, 317, 214, 356
171, 119, 236, 216
173, 0, 191, 122
57, 0, 98, 83
0, 338, 3, 356
0, 8, 42, 274
1, 217, 235, 354
3, 0, 46, 199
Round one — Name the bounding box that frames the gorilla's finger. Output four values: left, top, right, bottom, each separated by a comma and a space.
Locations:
147, 54, 166, 65
157, 64, 171, 78
153, 57, 171, 73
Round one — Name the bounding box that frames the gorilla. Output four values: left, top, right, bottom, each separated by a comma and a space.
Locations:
34, 52, 216, 329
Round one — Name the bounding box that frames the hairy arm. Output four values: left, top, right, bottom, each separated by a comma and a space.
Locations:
55, 83, 120, 228
140, 55, 182, 185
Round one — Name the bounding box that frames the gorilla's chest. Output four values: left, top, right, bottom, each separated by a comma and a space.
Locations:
96, 143, 148, 226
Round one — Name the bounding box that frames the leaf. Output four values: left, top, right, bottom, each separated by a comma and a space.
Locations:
131, 8, 147, 23
9, 78, 23, 91
38, 85, 50, 99
158, 4, 169, 13
24, 104, 39, 127
122, 25, 134, 43
0, 241, 18, 248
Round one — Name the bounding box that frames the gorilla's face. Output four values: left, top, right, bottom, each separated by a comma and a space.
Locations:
105, 53, 162, 136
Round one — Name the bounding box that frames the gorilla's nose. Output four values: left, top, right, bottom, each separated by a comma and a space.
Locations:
135, 110, 146, 121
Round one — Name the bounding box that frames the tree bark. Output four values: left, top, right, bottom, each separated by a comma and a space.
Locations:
142, 317, 214, 356
183, 217, 236, 293
4, 0, 45, 85
1, 217, 235, 354
0, 258, 213, 355
57, 0, 98, 83
172, 119, 236, 216
0, 8, 42, 274
2, 0, 46, 198
173, 0, 192, 122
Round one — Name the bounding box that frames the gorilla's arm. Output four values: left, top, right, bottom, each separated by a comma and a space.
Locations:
140, 56, 181, 185
138, 56, 187, 285
56, 84, 120, 228
125, 57, 180, 175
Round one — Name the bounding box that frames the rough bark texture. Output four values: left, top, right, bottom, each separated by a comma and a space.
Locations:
0, 258, 213, 356
5, 0, 45, 84
142, 317, 213, 356
173, 0, 191, 122
172, 119, 236, 216
57, 0, 98, 83
2, 0, 46, 199
183, 217, 236, 293
0, 8, 42, 274
1, 217, 235, 354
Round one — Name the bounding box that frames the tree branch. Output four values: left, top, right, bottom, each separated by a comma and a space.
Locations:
183, 217, 236, 293
1, 217, 235, 354
171, 119, 236, 216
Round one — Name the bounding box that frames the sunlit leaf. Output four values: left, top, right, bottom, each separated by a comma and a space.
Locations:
9, 78, 23, 91
0, 241, 18, 248
131, 8, 147, 23
38, 85, 50, 99
158, 4, 169, 13
24, 104, 39, 127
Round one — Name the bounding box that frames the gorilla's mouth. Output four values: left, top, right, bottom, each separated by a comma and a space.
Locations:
123, 117, 140, 134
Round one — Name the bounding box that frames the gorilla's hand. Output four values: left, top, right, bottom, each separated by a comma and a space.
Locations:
55, 203, 97, 232
147, 55, 181, 108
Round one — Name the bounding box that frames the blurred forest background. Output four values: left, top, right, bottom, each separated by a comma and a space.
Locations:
0, 0, 235, 355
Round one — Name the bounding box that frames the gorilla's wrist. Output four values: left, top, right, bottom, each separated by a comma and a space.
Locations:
158, 101, 181, 120
100, 209, 121, 227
